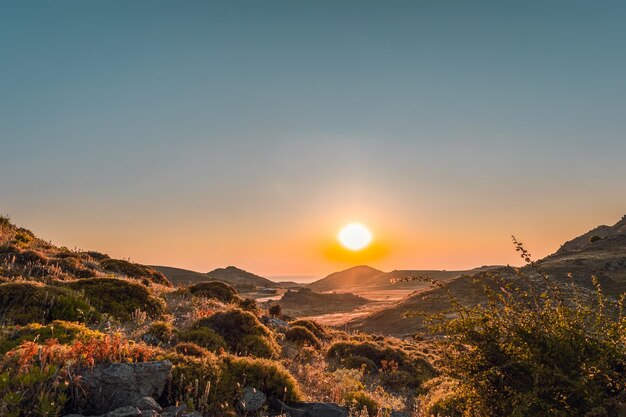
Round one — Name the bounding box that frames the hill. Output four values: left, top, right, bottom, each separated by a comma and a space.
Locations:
307, 265, 384, 292
150, 265, 212, 286
272, 288, 371, 316
0, 216, 171, 286
308, 264, 500, 293
206, 266, 278, 289
348, 214, 626, 336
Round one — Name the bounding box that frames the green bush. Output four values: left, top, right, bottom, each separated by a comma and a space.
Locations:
344, 391, 378, 416
163, 353, 224, 415
100, 258, 171, 286
342, 355, 377, 373
327, 340, 434, 390
189, 281, 239, 304
290, 319, 325, 339
194, 309, 279, 358
221, 355, 302, 402
144, 320, 175, 345
177, 327, 227, 352
0, 320, 105, 354
327, 341, 406, 369
238, 297, 259, 313
284, 325, 322, 349
268, 304, 282, 317
63, 278, 165, 321
163, 352, 301, 416
0, 282, 98, 325
433, 239, 626, 416
589, 235, 602, 243
49, 256, 97, 278
173, 342, 212, 358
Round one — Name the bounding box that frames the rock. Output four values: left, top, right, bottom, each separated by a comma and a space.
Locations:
136, 397, 162, 413
104, 407, 142, 417
239, 387, 267, 412
270, 399, 348, 417
76, 360, 172, 415
141, 411, 161, 417
181, 413, 203, 417
263, 316, 289, 331
162, 404, 187, 417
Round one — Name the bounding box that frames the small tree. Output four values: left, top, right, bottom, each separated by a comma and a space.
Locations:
420, 237, 626, 416
268, 304, 282, 317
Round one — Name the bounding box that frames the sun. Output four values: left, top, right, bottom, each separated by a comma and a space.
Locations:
338, 223, 373, 251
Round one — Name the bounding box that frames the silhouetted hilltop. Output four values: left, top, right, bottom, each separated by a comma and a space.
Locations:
206, 266, 278, 288
349, 214, 626, 336
0, 216, 171, 286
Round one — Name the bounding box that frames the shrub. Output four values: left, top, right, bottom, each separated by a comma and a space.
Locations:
290, 319, 325, 339
221, 355, 301, 403
419, 377, 465, 417
285, 326, 322, 349
342, 355, 377, 373
143, 321, 175, 345
63, 278, 165, 321
165, 353, 223, 415
0, 282, 98, 325
177, 327, 227, 352
268, 304, 282, 317
344, 391, 379, 416
100, 258, 171, 286
238, 297, 259, 313
326, 340, 434, 389
164, 352, 301, 415
0, 335, 156, 417
189, 281, 239, 304
194, 309, 279, 358
0, 320, 105, 354
327, 341, 406, 368
432, 238, 626, 416
173, 342, 212, 358
589, 235, 602, 243
50, 256, 97, 278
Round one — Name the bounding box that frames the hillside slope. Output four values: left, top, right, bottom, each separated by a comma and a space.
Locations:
349, 215, 626, 336
151, 265, 211, 286
206, 266, 278, 288
274, 288, 371, 316
308, 264, 500, 293
0, 216, 171, 286
308, 265, 384, 292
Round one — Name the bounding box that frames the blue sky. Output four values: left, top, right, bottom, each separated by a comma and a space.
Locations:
1, 1, 625, 276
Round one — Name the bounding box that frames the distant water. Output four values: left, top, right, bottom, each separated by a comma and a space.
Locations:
268, 275, 318, 284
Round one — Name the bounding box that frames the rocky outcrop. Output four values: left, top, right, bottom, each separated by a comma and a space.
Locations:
270, 398, 348, 417
76, 361, 172, 415
239, 387, 267, 412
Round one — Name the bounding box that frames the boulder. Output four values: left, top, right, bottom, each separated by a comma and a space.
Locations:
103, 407, 142, 417
270, 399, 348, 417
161, 404, 187, 417
76, 361, 172, 415
263, 316, 289, 331
136, 396, 162, 413
239, 387, 267, 412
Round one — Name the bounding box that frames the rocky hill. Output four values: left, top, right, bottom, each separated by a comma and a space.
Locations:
0, 216, 171, 287
151, 265, 216, 286
308, 264, 500, 293
349, 214, 626, 336
205, 265, 279, 289
307, 265, 385, 292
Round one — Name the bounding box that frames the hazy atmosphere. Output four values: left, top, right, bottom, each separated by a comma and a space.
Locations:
2, 1, 626, 277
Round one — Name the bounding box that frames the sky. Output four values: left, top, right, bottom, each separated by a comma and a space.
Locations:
1, 1, 626, 280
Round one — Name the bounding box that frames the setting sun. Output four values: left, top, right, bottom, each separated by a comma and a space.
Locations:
338, 223, 373, 251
